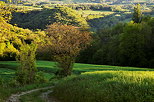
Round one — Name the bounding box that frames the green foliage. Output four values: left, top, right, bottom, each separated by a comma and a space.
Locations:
34, 71, 48, 83
0, 12, 45, 60
66, 4, 112, 11
80, 16, 154, 68
119, 22, 149, 66
53, 71, 154, 102
16, 43, 38, 85
54, 55, 75, 77
88, 13, 131, 31
0, 43, 5, 56
11, 6, 88, 30
0, 1, 18, 21
132, 4, 142, 23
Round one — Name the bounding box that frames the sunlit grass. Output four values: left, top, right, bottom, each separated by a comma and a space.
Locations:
53, 71, 154, 102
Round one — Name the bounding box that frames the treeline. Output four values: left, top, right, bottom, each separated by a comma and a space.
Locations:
66, 4, 112, 11
64, 4, 129, 12
78, 16, 154, 68
77, 4, 154, 68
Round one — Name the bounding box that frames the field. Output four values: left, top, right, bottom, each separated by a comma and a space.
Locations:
0, 60, 154, 82
0, 61, 154, 102
77, 10, 114, 15
76, 10, 115, 18
16, 5, 42, 11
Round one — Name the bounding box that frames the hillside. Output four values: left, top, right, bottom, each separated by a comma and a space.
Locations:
0, 3, 44, 60
11, 6, 88, 30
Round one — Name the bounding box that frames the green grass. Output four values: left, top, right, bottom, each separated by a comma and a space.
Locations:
53, 71, 154, 102
0, 61, 154, 102
0, 61, 154, 74
0, 60, 154, 80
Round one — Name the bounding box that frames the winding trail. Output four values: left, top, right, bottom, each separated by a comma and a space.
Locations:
6, 86, 54, 102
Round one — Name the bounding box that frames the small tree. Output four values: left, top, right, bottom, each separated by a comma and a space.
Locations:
132, 4, 142, 23
46, 23, 91, 77
16, 42, 37, 84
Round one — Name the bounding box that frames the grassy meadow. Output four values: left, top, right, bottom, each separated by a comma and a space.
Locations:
0, 61, 154, 102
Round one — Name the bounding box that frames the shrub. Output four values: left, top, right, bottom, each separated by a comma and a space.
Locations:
34, 72, 48, 83
16, 43, 38, 85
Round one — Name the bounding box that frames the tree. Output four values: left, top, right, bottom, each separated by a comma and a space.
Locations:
46, 23, 91, 77
132, 4, 142, 23
119, 22, 150, 67
16, 42, 38, 84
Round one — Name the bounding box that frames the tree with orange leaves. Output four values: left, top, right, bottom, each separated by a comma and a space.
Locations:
46, 23, 91, 77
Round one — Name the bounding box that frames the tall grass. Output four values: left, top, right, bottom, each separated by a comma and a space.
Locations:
53, 71, 154, 102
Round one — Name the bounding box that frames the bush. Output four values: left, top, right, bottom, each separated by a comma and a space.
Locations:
34, 72, 48, 83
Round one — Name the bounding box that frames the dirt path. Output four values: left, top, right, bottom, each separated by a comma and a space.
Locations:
6, 86, 54, 102
41, 90, 53, 102
40, 88, 60, 102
